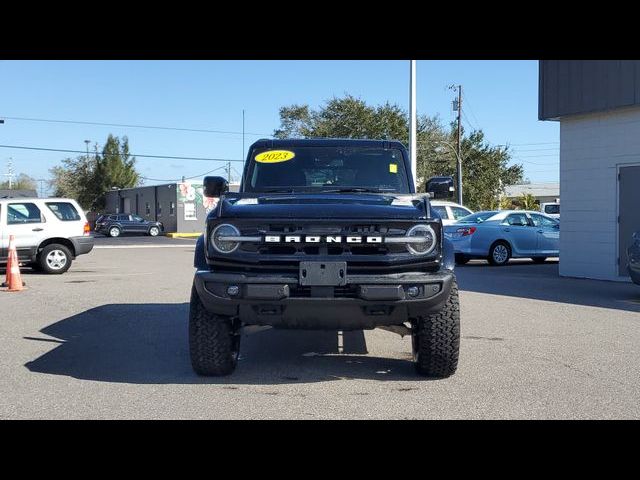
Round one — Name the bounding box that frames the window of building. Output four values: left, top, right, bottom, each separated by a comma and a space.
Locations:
170, 201, 175, 215
145, 202, 150, 215
157, 202, 162, 215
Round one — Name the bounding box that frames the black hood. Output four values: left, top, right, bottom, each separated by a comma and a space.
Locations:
216, 192, 430, 220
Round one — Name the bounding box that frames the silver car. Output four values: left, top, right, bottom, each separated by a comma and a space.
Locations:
444, 210, 560, 266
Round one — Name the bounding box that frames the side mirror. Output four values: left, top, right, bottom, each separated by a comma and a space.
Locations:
203, 176, 229, 198
426, 176, 455, 200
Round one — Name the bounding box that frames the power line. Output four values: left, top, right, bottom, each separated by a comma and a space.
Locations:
0, 143, 244, 163
0, 115, 273, 137
140, 165, 227, 183
461, 91, 482, 131
500, 142, 559, 146
461, 111, 477, 132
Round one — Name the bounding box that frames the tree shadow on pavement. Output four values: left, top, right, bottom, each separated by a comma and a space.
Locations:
456, 260, 640, 313
25, 303, 422, 385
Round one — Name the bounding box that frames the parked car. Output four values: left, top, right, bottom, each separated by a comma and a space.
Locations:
0, 197, 94, 274
444, 210, 559, 266
95, 213, 163, 237
540, 202, 560, 219
628, 231, 640, 285
430, 200, 473, 225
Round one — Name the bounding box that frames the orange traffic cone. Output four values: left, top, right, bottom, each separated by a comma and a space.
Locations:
2, 235, 25, 292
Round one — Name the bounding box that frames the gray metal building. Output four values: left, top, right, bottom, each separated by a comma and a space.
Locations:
104, 182, 240, 233
0, 189, 37, 198
539, 60, 640, 281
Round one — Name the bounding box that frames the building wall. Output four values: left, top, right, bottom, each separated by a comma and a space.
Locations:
540, 60, 640, 120
155, 184, 178, 233
559, 105, 640, 281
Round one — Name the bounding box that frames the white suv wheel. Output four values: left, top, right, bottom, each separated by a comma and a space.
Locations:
46, 250, 68, 270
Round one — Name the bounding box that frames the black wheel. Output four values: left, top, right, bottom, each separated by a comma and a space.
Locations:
189, 284, 240, 376
108, 226, 121, 238
412, 279, 460, 378
38, 244, 72, 274
531, 257, 547, 264
488, 241, 511, 266
455, 253, 470, 265
148, 226, 160, 237
29, 262, 43, 272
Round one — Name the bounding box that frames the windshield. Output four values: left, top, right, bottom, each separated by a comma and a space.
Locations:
544, 204, 560, 214
457, 211, 498, 223
243, 145, 410, 193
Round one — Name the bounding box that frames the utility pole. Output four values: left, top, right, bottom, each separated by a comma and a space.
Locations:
449, 84, 463, 204
37, 178, 46, 198
227, 161, 232, 183
409, 61, 417, 191
242, 109, 245, 164
84, 140, 91, 161
4, 157, 14, 189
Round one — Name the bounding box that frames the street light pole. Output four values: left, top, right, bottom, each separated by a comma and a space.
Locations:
456, 85, 463, 204
409, 60, 417, 192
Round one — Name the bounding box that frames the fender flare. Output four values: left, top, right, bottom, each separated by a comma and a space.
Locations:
442, 236, 455, 271
194, 234, 207, 269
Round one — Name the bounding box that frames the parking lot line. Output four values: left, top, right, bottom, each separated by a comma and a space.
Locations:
94, 245, 195, 249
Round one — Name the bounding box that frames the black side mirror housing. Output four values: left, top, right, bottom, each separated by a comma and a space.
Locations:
203, 176, 229, 197
425, 176, 455, 199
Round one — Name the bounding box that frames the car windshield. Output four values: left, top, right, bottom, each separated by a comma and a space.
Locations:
457, 211, 498, 223
544, 204, 560, 214
244, 145, 410, 193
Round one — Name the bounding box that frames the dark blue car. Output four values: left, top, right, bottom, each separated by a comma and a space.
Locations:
95, 213, 163, 238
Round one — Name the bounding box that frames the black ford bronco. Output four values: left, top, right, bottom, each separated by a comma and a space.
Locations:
190, 138, 460, 377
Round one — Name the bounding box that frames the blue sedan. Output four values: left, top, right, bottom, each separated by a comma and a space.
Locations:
444, 210, 560, 266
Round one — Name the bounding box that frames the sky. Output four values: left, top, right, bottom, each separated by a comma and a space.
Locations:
0, 60, 559, 194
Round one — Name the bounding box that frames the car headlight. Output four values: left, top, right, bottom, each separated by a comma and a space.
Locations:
406, 224, 437, 255
211, 223, 240, 253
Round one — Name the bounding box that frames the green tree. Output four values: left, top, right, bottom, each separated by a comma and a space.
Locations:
48, 134, 140, 210
92, 135, 140, 209
517, 193, 538, 210
274, 95, 523, 210
0, 173, 37, 190
49, 154, 97, 208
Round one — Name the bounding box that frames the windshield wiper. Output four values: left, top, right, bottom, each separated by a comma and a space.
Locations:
321, 187, 397, 193
260, 188, 299, 193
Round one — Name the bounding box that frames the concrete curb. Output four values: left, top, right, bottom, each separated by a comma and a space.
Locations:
166, 232, 202, 238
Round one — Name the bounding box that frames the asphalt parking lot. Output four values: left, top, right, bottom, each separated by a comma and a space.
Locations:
1, 234, 639, 419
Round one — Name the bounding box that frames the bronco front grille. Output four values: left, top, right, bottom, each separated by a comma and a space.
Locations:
208, 220, 442, 274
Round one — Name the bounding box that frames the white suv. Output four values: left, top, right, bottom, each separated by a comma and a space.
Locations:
430, 201, 474, 226
0, 197, 94, 274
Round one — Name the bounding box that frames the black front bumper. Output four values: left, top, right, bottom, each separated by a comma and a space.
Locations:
194, 269, 455, 330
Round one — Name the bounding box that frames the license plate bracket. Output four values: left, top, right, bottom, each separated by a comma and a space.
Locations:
299, 261, 347, 286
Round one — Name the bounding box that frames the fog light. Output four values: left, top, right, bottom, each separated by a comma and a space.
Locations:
227, 285, 240, 296
406, 286, 420, 298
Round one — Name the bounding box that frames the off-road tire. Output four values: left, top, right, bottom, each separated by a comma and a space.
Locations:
531, 257, 547, 264
455, 253, 470, 265
412, 279, 460, 378
108, 226, 121, 238
488, 241, 511, 266
38, 244, 73, 274
189, 284, 240, 376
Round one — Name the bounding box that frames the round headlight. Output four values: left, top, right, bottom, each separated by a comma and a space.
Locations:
406, 224, 436, 255
211, 223, 240, 253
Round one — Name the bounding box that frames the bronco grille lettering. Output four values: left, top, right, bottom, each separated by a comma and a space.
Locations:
264, 235, 383, 244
